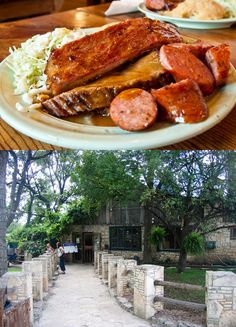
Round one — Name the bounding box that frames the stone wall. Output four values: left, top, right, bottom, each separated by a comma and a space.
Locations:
0, 252, 58, 326
22, 261, 43, 301
96, 251, 236, 327
206, 271, 236, 327
117, 259, 137, 298
108, 256, 123, 291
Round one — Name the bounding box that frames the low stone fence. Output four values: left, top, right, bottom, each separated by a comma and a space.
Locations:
0, 251, 58, 327
94, 251, 236, 327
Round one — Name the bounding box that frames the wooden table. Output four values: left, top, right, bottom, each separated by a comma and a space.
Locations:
0, 3, 235, 150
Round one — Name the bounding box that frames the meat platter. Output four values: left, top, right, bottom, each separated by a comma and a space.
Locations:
0, 18, 235, 149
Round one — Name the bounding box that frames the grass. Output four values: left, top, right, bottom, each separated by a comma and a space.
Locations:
8, 266, 22, 272
164, 267, 206, 304
164, 267, 236, 304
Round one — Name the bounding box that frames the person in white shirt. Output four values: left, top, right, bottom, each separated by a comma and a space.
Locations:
56, 242, 66, 274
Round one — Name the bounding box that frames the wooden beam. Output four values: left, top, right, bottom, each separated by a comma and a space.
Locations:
154, 280, 206, 292
154, 296, 206, 312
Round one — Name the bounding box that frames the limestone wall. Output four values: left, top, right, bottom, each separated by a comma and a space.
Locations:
206, 271, 236, 327
117, 259, 137, 298
108, 256, 122, 291
22, 261, 43, 301
2, 271, 34, 324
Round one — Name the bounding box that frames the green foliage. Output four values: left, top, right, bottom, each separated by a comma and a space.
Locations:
149, 226, 167, 251
183, 232, 205, 255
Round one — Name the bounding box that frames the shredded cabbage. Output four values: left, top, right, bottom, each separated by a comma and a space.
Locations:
8, 28, 86, 102
214, 0, 236, 17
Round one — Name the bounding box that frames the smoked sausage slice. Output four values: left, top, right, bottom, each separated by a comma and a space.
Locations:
205, 44, 230, 87
151, 79, 208, 123
110, 88, 158, 131
159, 45, 215, 95
169, 41, 212, 59
145, 0, 166, 10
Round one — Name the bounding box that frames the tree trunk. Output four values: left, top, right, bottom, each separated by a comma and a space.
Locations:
143, 208, 152, 263
0, 151, 9, 277
177, 247, 188, 273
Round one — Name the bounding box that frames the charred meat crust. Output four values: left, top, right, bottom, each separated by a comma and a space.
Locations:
45, 18, 182, 95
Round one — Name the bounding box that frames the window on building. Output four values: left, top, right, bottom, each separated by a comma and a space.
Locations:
109, 226, 142, 251
230, 228, 236, 240
162, 227, 180, 251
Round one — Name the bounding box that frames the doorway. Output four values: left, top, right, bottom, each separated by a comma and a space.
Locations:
83, 232, 93, 263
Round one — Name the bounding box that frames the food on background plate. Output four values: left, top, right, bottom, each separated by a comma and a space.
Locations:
110, 89, 158, 131
146, 0, 184, 11
145, 0, 236, 19
7, 18, 231, 133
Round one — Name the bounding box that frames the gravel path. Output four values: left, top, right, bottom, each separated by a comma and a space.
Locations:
35, 264, 150, 327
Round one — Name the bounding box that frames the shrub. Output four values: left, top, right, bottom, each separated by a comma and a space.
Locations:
183, 232, 205, 255
150, 226, 167, 251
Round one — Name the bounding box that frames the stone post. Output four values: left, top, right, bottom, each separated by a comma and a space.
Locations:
117, 259, 137, 297
97, 251, 107, 277
2, 272, 33, 325
22, 261, 43, 302
206, 271, 236, 327
133, 264, 164, 320
45, 253, 54, 277
33, 257, 48, 293
102, 253, 114, 281
40, 254, 52, 280
108, 256, 123, 290
94, 251, 98, 270
24, 252, 32, 261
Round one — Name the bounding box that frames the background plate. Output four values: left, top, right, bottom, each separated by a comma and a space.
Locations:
138, 3, 236, 29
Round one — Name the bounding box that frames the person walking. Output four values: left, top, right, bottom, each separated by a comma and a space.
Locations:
56, 242, 66, 274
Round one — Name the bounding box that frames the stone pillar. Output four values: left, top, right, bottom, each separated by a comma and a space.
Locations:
206, 271, 236, 327
117, 259, 137, 297
45, 253, 55, 277
40, 254, 52, 280
97, 251, 106, 277
2, 272, 33, 325
24, 252, 32, 261
108, 256, 123, 290
22, 261, 43, 302
102, 253, 114, 281
33, 257, 48, 293
133, 264, 164, 320
94, 251, 97, 270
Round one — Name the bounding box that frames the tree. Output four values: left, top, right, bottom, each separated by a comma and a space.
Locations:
74, 150, 236, 272
0, 150, 52, 276
0, 151, 9, 276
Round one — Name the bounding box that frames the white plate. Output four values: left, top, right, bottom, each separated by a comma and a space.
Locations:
138, 3, 236, 29
0, 29, 236, 150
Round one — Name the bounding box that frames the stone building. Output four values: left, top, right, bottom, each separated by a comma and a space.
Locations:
62, 202, 236, 265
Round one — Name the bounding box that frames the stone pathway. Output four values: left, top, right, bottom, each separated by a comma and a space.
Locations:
35, 264, 150, 327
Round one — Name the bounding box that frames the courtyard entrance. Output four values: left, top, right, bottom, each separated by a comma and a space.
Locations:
83, 232, 93, 263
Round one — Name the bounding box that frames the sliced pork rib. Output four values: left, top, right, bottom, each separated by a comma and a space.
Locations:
45, 18, 182, 95
43, 51, 172, 117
